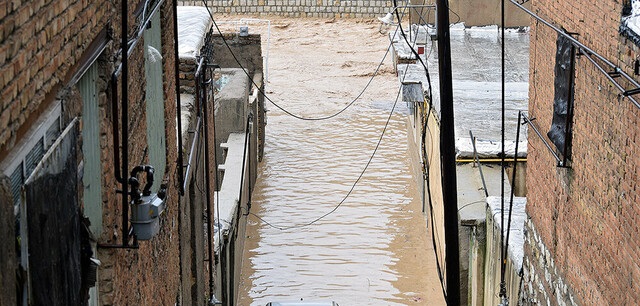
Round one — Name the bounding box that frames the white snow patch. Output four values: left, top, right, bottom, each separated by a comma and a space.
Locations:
456, 138, 527, 159
177, 6, 213, 59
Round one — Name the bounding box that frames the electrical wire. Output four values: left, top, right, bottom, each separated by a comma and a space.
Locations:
201, 0, 394, 121
249, 90, 401, 230
499, 0, 508, 301
199, 0, 418, 231
393, 0, 447, 301
202, 5, 445, 299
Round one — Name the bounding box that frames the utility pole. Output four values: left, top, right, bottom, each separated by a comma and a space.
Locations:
435, 0, 461, 304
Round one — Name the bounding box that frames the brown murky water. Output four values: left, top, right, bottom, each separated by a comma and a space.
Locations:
227, 17, 447, 305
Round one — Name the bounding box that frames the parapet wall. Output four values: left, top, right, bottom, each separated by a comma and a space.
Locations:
178, 0, 396, 18
177, 0, 530, 26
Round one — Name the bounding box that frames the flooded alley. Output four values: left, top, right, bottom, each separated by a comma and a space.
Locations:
223, 18, 447, 305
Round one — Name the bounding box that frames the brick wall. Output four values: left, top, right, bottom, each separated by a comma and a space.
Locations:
1, 0, 190, 304
0, 0, 109, 159
97, 2, 184, 305
523, 1, 640, 305
177, 0, 394, 18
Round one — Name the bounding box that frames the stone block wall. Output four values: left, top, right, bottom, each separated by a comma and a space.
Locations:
523, 1, 640, 305
178, 0, 395, 18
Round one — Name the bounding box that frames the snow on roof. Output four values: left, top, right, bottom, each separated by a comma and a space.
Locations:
396, 25, 529, 158
177, 6, 213, 59
487, 196, 527, 271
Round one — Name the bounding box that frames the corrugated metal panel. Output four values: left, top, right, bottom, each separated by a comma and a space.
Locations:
144, 11, 166, 192
45, 117, 61, 150
24, 139, 44, 177
80, 63, 103, 236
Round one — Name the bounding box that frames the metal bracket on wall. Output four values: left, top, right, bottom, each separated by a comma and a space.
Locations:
521, 111, 569, 168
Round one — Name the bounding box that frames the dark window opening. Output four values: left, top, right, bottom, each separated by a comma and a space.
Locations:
620, 1, 640, 45
547, 31, 576, 164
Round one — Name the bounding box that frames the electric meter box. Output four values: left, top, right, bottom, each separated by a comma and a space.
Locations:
131, 194, 166, 240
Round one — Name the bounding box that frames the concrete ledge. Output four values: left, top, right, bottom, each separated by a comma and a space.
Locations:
214, 132, 247, 252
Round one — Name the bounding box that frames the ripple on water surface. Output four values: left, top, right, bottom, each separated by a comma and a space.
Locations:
242, 101, 417, 305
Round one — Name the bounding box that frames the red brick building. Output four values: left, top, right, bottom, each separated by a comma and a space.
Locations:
521, 0, 640, 304
0, 0, 214, 304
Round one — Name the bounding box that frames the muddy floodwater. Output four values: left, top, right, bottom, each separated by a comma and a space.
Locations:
224, 17, 447, 305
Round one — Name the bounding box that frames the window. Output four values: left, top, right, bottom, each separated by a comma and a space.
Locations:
621, 0, 640, 45
1, 102, 62, 305
547, 32, 575, 165
144, 9, 166, 192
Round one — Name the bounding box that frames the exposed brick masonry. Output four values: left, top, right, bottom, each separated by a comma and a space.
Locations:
523, 1, 640, 305
0, 0, 109, 157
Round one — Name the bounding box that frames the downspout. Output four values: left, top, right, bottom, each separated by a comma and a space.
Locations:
121, 0, 130, 247
201, 61, 217, 304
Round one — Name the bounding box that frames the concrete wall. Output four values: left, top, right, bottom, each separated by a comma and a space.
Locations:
449, 0, 530, 27
523, 1, 640, 305
211, 32, 265, 305
483, 207, 521, 306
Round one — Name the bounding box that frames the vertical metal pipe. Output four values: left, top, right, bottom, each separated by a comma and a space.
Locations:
173, 0, 185, 195
111, 73, 123, 183
121, 0, 130, 247
201, 62, 216, 301
505, 111, 522, 274
435, 0, 460, 304
499, 0, 508, 300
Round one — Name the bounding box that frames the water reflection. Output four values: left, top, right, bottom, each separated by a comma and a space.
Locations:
239, 100, 420, 305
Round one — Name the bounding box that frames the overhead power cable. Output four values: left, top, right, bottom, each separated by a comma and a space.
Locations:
199, 0, 416, 231
392, 0, 447, 301
202, 0, 395, 121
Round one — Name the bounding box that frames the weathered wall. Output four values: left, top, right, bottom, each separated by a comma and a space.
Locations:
483, 206, 521, 306
212, 33, 264, 75
430, 0, 530, 27
0, 177, 16, 306
0, 0, 190, 305
523, 1, 640, 305
99, 2, 184, 305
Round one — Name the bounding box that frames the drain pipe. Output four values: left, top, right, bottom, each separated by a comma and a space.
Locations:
120, 0, 130, 247
200, 61, 217, 304
173, 0, 185, 195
